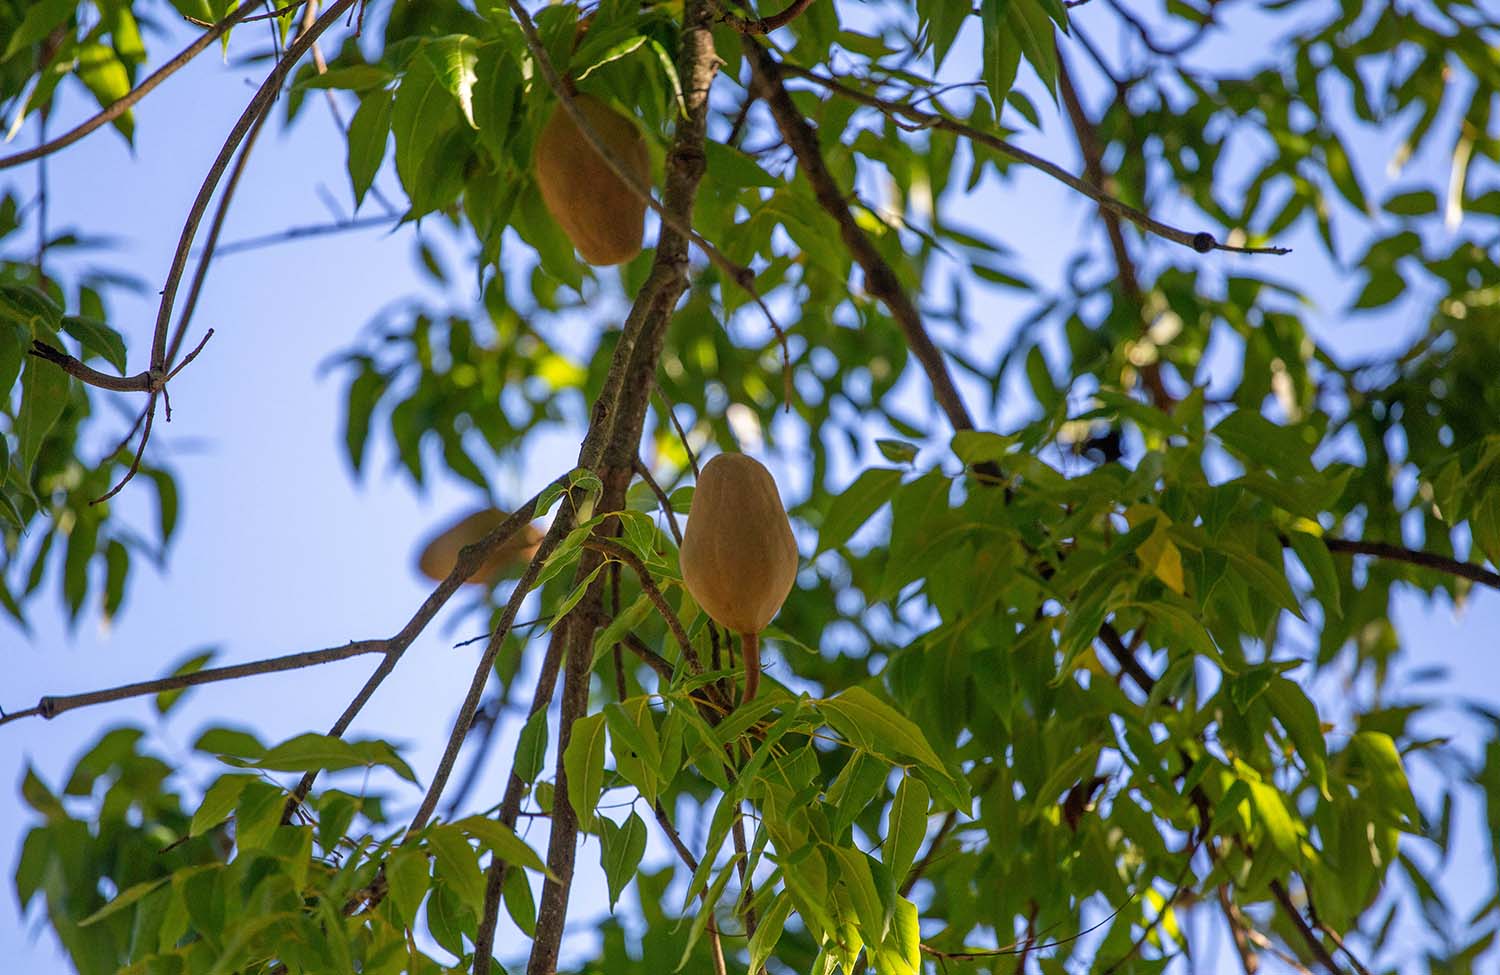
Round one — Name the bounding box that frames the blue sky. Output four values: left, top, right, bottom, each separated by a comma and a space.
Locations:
2, 3, 1497, 972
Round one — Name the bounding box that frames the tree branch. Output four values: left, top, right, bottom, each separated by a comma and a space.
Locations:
710, 0, 818, 34
0, 640, 385, 727
777, 62, 1290, 257
404, 527, 563, 835
743, 40, 980, 436
1317, 535, 1500, 591
0, 1, 295, 171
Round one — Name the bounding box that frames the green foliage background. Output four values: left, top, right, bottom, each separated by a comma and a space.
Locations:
3, 0, 1500, 973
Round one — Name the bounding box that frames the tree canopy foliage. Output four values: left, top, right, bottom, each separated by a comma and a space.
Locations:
3, 0, 1500, 973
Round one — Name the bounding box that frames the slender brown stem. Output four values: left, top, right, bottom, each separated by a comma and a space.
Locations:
740, 630, 761, 704
633, 456, 685, 544
1269, 879, 1345, 975
405, 526, 564, 835
472, 632, 570, 974
1057, 55, 1174, 410
522, 7, 722, 972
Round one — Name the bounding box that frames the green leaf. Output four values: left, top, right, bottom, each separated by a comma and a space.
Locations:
60, 315, 127, 375
1265, 676, 1330, 799
423, 34, 480, 128
190, 773, 252, 836
153, 647, 217, 715
251, 733, 366, 775
747, 890, 793, 975
3, 0, 74, 61
1350, 731, 1419, 829
676, 854, 743, 972
877, 897, 922, 975
454, 815, 550, 874
385, 847, 431, 928
1287, 530, 1342, 618
514, 707, 550, 784
17, 353, 70, 478
0, 285, 62, 333
1213, 409, 1316, 476
979, 0, 1021, 110
563, 712, 608, 830
77, 876, 169, 927
472, 43, 520, 164
1352, 271, 1404, 309
821, 686, 946, 773
391, 49, 467, 215
599, 811, 647, 911
427, 824, 486, 907
0, 320, 28, 396
1248, 779, 1300, 860
885, 775, 930, 883
1383, 189, 1439, 215
817, 467, 903, 554
347, 88, 394, 208
503, 861, 537, 935
295, 64, 391, 91
75, 44, 134, 139
864, 440, 911, 469
349, 738, 419, 783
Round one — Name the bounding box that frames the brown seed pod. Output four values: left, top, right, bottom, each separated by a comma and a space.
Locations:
679, 454, 799, 703
417, 508, 544, 587
534, 93, 650, 266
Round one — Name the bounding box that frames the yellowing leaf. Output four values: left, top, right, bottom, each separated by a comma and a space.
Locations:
1125, 505, 1186, 595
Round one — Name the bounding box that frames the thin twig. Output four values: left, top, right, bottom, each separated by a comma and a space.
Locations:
0, 640, 385, 727
165, 99, 272, 369
623, 631, 677, 684
206, 215, 398, 256
1218, 886, 1262, 974
1057, 54, 1174, 410
634, 456, 684, 544
654, 379, 701, 476
0, 1, 299, 171
92, 394, 158, 505
778, 62, 1290, 256
899, 809, 956, 897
